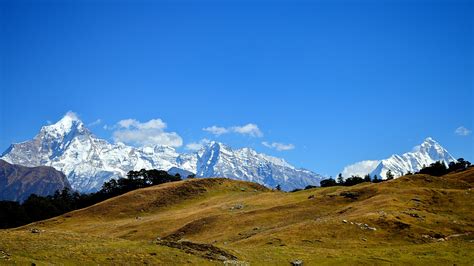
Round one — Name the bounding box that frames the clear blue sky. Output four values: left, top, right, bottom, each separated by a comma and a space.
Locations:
1, 0, 473, 176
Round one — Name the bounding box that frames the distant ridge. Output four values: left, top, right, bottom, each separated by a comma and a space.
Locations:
0, 159, 71, 202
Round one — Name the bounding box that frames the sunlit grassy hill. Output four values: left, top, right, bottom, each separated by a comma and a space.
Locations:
1, 169, 473, 265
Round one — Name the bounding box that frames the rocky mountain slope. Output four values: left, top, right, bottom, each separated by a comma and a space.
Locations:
0, 159, 71, 202
1, 113, 322, 192
342, 137, 456, 179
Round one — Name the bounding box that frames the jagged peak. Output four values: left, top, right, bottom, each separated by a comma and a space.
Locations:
54, 111, 82, 125
63, 111, 80, 120
340, 137, 457, 179
422, 137, 438, 146
199, 141, 292, 167
207, 140, 224, 147
424, 136, 435, 142
39, 111, 88, 138
260, 152, 294, 168
141, 145, 176, 154
237, 147, 258, 155
199, 142, 293, 169
412, 137, 447, 154
200, 141, 231, 151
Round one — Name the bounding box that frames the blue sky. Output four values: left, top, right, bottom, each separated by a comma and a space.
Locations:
1, 0, 473, 176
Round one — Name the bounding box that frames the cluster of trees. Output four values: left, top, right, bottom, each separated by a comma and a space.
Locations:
416, 158, 471, 176
101, 169, 182, 197
288, 169, 399, 191
319, 171, 390, 188
0, 169, 182, 229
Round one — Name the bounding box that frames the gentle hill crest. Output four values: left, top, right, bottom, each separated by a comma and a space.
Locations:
66, 177, 269, 220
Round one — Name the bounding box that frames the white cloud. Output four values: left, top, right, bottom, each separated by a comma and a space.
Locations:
117, 119, 137, 129
455, 126, 471, 136
185, 138, 211, 151
340, 160, 380, 179
117, 118, 166, 130
232, 124, 263, 137
203, 126, 229, 136
112, 118, 182, 147
262, 141, 295, 151
203, 123, 263, 137
88, 119, 102, 127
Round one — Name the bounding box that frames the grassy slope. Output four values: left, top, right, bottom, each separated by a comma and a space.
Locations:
0, 170, 473, 265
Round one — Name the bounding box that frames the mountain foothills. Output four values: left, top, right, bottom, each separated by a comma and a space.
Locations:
0, 113, 323, 192
342, 137, 456, 179
0, 168, 472, 264
0, 160, 71, 202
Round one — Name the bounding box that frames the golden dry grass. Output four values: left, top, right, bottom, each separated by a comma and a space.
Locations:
1, 169, 473, 265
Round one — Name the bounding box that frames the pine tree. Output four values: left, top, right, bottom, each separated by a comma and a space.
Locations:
373, 175, 379, 183
337, 173, 344, 185
320, 178, 337, 187
364, 174, 371, 182
386, 170, 394, 180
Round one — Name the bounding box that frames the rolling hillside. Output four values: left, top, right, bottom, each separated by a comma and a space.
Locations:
0, 169, 473, 264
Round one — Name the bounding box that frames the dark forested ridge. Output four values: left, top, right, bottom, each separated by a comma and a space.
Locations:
0, 169, 182, 229
0, 159, 71, 202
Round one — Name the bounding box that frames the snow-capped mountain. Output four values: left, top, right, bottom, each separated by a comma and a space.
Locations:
196, 142, 323, 191
341, 137, 456, 179
1, 113, 195, 191
1, 113, 323, 192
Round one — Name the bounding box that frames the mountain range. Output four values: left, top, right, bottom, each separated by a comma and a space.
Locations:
0, 113, 323, 192
0, 113, 458, 193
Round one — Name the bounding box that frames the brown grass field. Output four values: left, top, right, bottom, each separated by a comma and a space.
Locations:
0, 168, 473, 265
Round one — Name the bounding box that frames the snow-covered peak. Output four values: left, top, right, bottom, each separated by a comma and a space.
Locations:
341, 137, 456, 180
204, 141, 229, 150
141, 145, 176, 154
258, 153, 294, 169
424, 136, 435, 143
413, 137, 435, 151
194, 140, 319, 190
236, 147, 258, 157
197, 141, 228, 156
40, 112, 87, 139
415, 137, 445, 153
